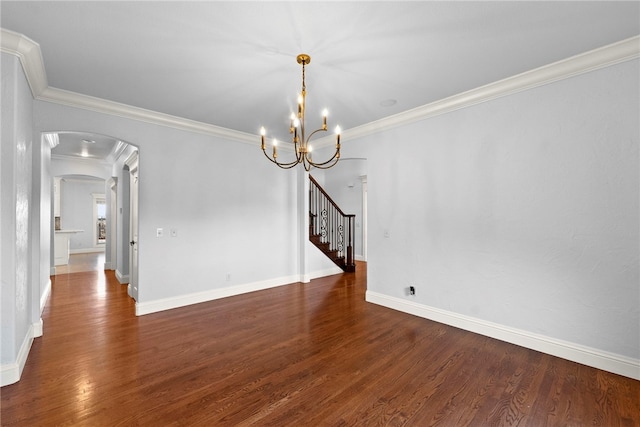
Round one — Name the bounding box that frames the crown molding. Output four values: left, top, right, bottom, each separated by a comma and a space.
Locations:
37, 86, 258, 146
336, 35, 640, 145
107, 140, 130, 164
0, 28, 257, 146
51, 153, 113, 167
3, 28, 638, 149
0, 29, 48, 97
43, 132, 59, 149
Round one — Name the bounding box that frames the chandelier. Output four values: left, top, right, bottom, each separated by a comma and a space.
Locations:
261, 54, 341, 171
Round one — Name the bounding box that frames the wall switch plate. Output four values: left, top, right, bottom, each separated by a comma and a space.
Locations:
156, 228, 163, 238
170, 229, 177, 237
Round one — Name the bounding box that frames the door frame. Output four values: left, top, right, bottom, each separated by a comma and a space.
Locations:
124, 151, 139, 301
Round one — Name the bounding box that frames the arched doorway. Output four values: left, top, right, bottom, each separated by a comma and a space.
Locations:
45, 131, 138, 294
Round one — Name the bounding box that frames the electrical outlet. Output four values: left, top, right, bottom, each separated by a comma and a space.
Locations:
409, 286, 415, 295
156, 228, 163, 238
170, 229, 177, 237
226, 273, 231, 282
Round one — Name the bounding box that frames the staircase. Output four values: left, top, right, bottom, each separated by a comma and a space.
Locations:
309, 175, 356, 272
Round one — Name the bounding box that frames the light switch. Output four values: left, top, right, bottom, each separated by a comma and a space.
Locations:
156, 228, 163, 238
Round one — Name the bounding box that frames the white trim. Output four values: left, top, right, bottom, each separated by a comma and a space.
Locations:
115, 269, 129, 284
0, 324, 36, 387
136, 268, 345, 316
0, 29, 48, 97
32, 318, 43, 339
40, 279, 51, 315
69, 247, 105, 254
39, 87, 259, 146
104, 262, 112, 270
306, 266, 344, 282
50, 266, 56, 276
366, 291, 640, 380
2, 28, 637, 149
136, 275, 298, 316
318, 35, 640, 148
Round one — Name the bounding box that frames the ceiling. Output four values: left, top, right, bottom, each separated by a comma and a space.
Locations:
50, 132, 125, 162
2, 1, 639, 160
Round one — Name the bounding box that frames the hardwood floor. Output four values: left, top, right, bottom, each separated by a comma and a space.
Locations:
2, 263, 638, 426
54, 251, 105, 274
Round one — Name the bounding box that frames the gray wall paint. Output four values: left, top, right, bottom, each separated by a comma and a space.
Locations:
33, 102, 306, 303
343, 59, 639, 360
1, 53, 35, 367
58, 178, 105, 251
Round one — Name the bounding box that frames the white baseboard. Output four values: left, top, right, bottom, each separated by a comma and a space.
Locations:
366, 291, 640, 380
135, 274, 300, 316
50, 266, 56, 276
135, 266, 346, 317
32, 318, 43, 338
355, 255, 366, 262
104, 262, 112, 270
40, 279, 51, 315
69, 248, 105, 254
115, 269, 129, 284
0, 324, 36, 387
304, 266, 344, 283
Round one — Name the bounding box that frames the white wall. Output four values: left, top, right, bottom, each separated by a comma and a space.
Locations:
345, 59, 639, 377
57, 178, 105, 251
1, 53, 39, 385
33, 101, 306, 312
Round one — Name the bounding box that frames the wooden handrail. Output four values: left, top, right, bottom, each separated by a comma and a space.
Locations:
308, 174, 356, 272
309, 175, 350, 217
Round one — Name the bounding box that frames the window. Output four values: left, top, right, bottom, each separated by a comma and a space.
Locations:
92, 193, 106, 246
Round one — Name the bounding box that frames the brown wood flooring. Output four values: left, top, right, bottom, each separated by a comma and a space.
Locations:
1, 262, 639, 426
54, 252, 105, 275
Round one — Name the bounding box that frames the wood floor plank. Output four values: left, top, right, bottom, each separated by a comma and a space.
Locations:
1, 262, 639, 426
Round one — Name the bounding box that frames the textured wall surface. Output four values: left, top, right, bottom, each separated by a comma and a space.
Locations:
1, 53, 34, 368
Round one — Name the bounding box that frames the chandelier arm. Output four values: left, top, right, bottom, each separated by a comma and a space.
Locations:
307, 149, 340, 167
308, 156, 340, 170
262, 147, 303, 169
305, 128, 327, 141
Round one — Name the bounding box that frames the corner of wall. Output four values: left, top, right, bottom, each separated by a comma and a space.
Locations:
0, 324, 36, 387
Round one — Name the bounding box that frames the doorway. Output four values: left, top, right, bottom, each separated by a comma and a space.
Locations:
46, 132, 138, 290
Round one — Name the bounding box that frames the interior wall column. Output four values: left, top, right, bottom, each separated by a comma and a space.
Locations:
297, 166, 310, 283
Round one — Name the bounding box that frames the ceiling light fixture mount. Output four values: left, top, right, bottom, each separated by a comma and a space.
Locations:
260, 54, 341, 171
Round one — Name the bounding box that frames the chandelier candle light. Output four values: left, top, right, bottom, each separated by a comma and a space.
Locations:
261, 54, 341, 170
